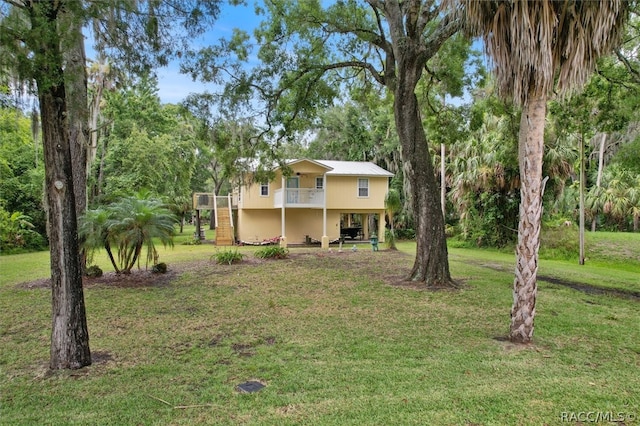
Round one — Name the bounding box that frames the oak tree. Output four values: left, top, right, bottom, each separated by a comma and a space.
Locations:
187, 0, 462, 286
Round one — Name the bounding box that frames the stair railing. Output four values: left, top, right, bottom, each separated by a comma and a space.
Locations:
212, 194, 218, 228
227, 194, 234, 230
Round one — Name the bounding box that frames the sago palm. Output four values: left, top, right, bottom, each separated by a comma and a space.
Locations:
453, 0, 629, 343
79, 207, 120, 273
108, 195, 177, 274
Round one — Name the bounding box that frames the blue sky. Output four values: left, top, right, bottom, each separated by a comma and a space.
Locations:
154, 2, 262, 104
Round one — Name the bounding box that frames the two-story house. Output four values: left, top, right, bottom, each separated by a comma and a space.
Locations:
193, 159, 394, 248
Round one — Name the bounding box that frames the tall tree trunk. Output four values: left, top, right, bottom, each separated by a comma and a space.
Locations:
63, 6, 90, 271
63, 4, 88, 219
394, 87, 453, 286
29, 2, 91, 369
96, 132, 108, 197
510, 93, 546, 343
380, 1, 456, 287
88, 59, 109, 178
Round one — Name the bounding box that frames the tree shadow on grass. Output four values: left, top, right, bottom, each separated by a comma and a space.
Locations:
18, 250, 638, 302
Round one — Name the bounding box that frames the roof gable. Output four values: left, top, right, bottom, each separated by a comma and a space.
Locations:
286, 159, 334, 172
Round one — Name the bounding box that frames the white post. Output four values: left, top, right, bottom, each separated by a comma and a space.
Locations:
321, 172, 329, 249
227, 194, 234, 229
212, 193, 218, 229
281, 174, 287, 248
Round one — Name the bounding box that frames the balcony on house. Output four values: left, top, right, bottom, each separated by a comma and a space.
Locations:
193, 193, 238, 210
273, 188, 325, 208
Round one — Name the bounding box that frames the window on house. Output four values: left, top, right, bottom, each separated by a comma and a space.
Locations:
357, 178, 369, 197
315, 177, 324, 189
260, 182, 269, 196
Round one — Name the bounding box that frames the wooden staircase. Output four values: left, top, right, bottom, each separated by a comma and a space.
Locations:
215, 207, 234, 246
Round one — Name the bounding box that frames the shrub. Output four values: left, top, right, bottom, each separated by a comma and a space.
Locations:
458, 191, 519, 248
85, 265, 103, 278
182, 237, 202, 246
152, 262, 167, 273
211, 249, 244, 265
384, 229, 396, 249
539, 221, 579, 260
0, 209, 47, 253
255, 246, 289, 259
395, 228, 416, 240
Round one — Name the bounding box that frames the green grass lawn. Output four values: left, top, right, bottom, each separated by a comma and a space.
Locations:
1, 228, 638, 425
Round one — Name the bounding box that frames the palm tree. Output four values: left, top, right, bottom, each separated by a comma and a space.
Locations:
457, 0, 629, 343
449, 98, 521, 247
109, 194, 177, 274
80, 194, 177, 274
164, 195, 192, 233
79, 207, 120, 273
384, 189, 402, 250
589, 164, 640, 231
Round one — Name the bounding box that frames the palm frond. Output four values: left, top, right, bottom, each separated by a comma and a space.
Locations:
454, 0, 629, 104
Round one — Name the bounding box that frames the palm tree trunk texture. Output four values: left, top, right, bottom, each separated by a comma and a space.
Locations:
510, 93, 546, 343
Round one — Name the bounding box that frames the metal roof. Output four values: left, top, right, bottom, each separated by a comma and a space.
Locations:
243, 158, 394, 177
314, 160, 394, 177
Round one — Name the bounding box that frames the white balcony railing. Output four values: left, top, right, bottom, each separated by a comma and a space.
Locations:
193, 193, 238, 210
274, 188, 324, 208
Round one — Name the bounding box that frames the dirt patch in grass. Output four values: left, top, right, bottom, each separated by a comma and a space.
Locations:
462, 258, 640, 302
19, 269, 180, 290
538, 275, 640, 301
19, 249, 634, 301
18, 249, 415, 290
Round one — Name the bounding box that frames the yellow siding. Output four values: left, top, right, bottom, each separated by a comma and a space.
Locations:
237, 209, 281, 243
241, 175, 388, 210
281, 209, 341, 243
325, 176, 388, 209
237, 209, 342, 244
240, 181, 274, 209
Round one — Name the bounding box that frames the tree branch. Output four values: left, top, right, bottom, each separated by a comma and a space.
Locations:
615, 49, 640, 84
416, 0, 437, 35
2, 0, 27, 9
367, 1, 394, 56
313, 60, 385, 85
418, 11, 462, 65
